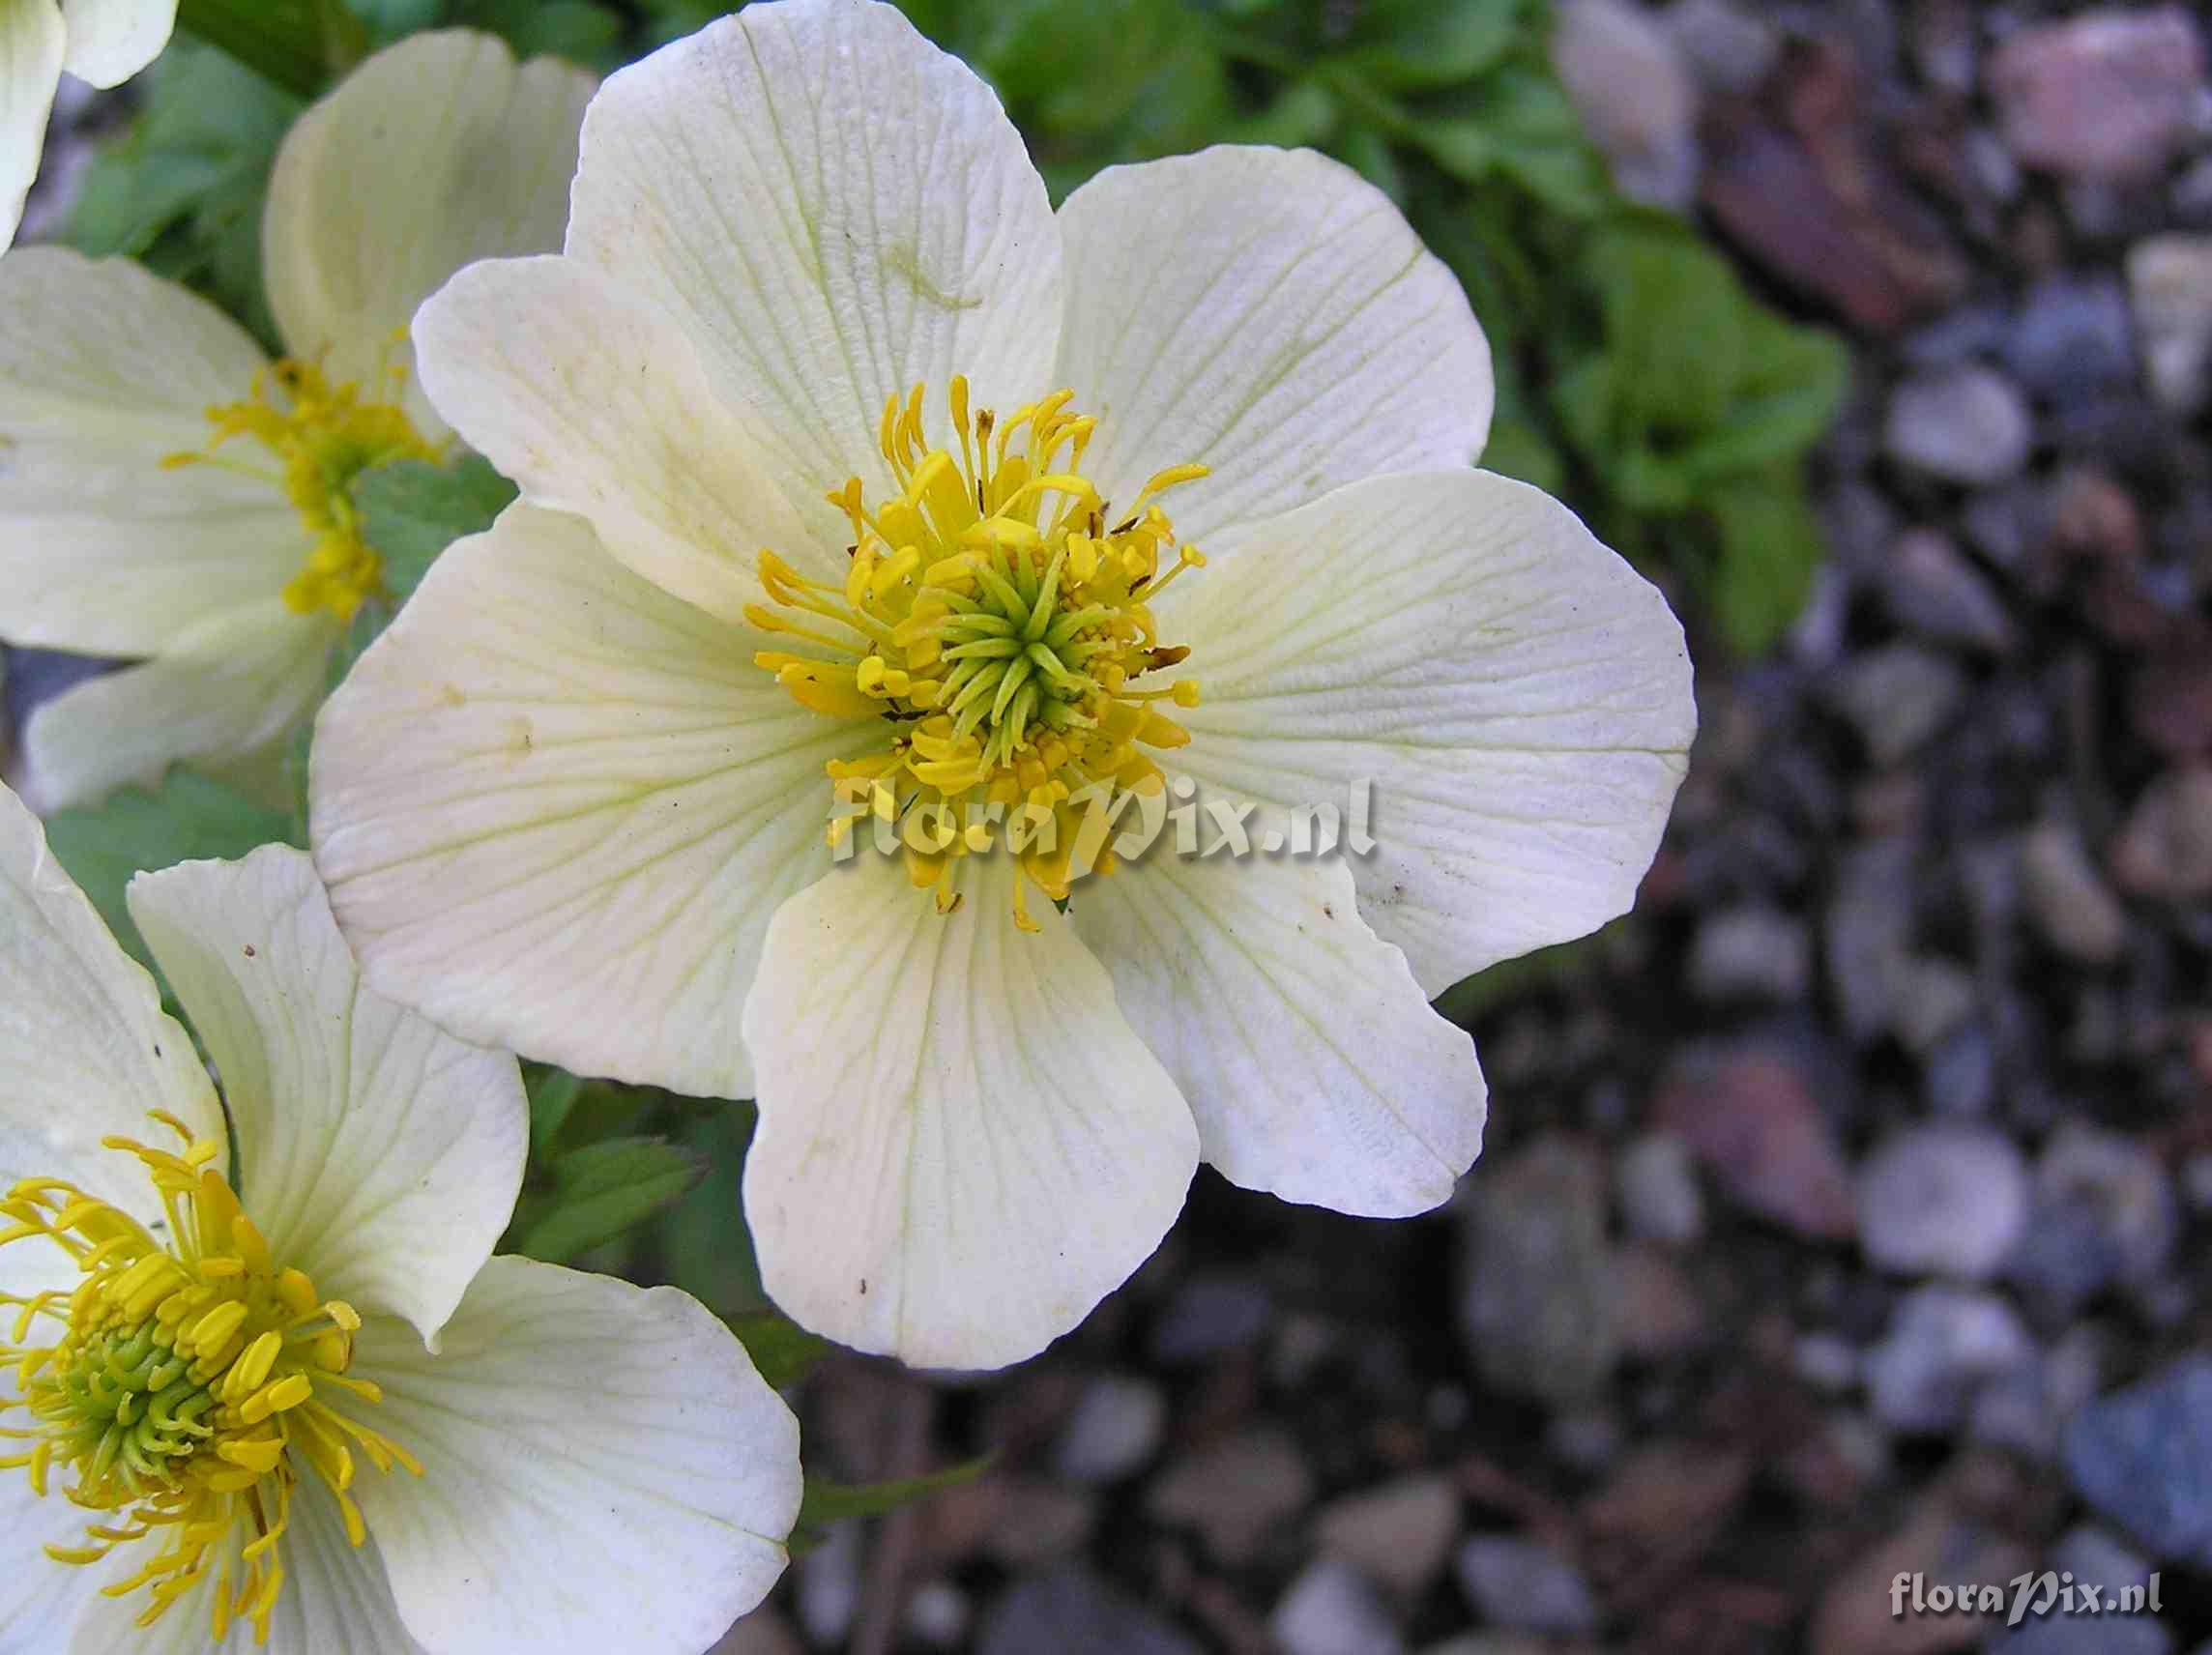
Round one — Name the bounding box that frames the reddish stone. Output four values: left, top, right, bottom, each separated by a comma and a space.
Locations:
1702, 39, 1968, 333
1653, 1046, 1857, 1240
1991, 7, 2208, 183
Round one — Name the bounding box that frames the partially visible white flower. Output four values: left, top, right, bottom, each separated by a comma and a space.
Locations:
312, 0, 1695, 1371
0, 779, 800, 1653
1, 0, 175, 250
0, 28, 595, 812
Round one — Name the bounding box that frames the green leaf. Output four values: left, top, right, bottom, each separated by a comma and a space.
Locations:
1674, 312, 1849, 482
1335, 122, 1408, 202
176, 0, 364, 97
656, 1103, 764, 1320
1703, 469, 1826, 656
451, 0, 626, 68
1479, 71, 1613, 218
43, 769, 300, 972
505, 1138, 708, 1265
971, 0, 1230, 192
524, 1065, 586, 1160
1233, 79, 1340, 149
63, 43, 301, 344
1587, 224, 1748, 436
728, 1312, 831, 1391
351, 453, 517, 605
791, 1458, 994, 1553
1478, 414, 1565, 494
1341, 0, 1524, 92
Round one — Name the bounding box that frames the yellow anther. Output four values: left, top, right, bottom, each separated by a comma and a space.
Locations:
2, 1120, 421, 1639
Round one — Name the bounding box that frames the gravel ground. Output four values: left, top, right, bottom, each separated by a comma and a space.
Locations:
11, 6, 2212, 1654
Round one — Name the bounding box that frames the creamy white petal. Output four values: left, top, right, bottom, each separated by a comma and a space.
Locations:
1054, 146, 1493, 548
1172, 470, 1694, 995
0, 247, 296, 654
563, 0, 1063, 505
0, 0, 61, 251
2, 1475, 105, 1655
742, 853, 1198, 1369
126, 846, 524, 1347
1071, 852, 1485, 1217
310, 504, 880, 1100
264, 28, 595, 438
353, 1258, 800, 1655
64, 1476, 427, 1655
57, 0, 175, 86
21, 597, 332, 813
414, 255, 825, 616
0, 781, 222, 1221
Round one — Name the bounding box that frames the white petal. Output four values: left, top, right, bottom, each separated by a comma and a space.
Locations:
64, 1475, 428, 1655
1071, 853, 1485, 1217
742, 853, 1198, 1369
1054, 147, 1493, 548
126, 846, 524, 1347
563, 0, 1063, 504
0, 0, 61, 252
310, 505, 881, 1100
57, 0, 174, 87
0, 780, 222, 1219
21, 597, 330, 813
0, 249, 294, 655
0, 1466, 105, 1655
414, 255, 825, 617
352, 1257, 800, 1655
1174, 470, 1694, 995
264, 28, 595, 438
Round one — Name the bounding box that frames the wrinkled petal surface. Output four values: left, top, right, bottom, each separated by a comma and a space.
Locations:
1055, 146, 1492, 547
21, 598, 330, 813
128, 845, 525, 1347
0, 248, 294, 655
354, 1258, 800, 1655
0, 781, 220, 1225
1073, 851, 1485, 1216
415, 256, 821, 616
265, 28, 595, 437
742, 853, 1198, 1369
563, 0, 1062, 506
1171, 470, 1694, 995
311, 505, 878, 1100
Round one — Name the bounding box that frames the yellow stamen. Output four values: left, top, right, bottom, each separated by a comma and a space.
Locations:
163, 355, 444, 624
750, 381, 1206, 923
1, 1123, 421, 1646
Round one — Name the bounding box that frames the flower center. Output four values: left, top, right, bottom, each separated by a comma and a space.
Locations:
0, 1114, 420, 1645
754, 378, 1206, 929
163, 354, 443, 623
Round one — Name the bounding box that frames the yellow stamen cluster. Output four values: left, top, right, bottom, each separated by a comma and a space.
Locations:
1, 1115, 420, 1645
754, 378, 1206, 929
163, 352, 442, 623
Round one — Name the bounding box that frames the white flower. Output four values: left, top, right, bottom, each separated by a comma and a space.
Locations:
1, 0, 174, 250
310, 0, 1695, 1370
0, 29, 596, 811
0, 779, 800, 1654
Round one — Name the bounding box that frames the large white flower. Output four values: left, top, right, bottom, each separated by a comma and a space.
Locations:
0, 779, 800, 1654
1, 0, 174, 250
310, 0, 1696, 1370
0, 28, 595, 811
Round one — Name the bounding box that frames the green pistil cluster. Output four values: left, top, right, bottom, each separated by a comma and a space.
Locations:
34, 1322, 217, 1495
